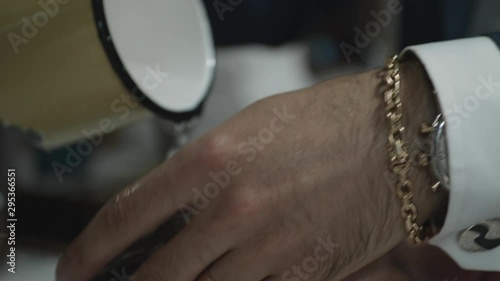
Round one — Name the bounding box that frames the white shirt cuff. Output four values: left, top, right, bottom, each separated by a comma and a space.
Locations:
402, 37, 500, 271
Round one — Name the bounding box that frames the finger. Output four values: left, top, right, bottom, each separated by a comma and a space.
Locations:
56, 145, 214, 281
195, 242, 281, 281
132, 214, 241, 281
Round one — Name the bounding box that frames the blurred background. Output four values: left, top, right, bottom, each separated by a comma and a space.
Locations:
0, 0, 499, 280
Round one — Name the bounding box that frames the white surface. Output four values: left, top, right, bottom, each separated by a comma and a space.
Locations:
404, 37, 500, 271
104, 0, 216, 112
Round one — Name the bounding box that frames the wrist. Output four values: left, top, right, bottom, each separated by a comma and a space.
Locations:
355, 57, 450, 244
399, 58, 449, 228
308, 60, 448, 244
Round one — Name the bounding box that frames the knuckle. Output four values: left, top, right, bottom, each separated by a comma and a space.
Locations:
197, 133, 240, 169
218, 188, 264, 219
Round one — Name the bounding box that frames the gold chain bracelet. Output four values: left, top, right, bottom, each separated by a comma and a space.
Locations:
383, 55, 425, 244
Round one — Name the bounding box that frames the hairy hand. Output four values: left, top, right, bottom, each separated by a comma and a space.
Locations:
56, 60, 447, 281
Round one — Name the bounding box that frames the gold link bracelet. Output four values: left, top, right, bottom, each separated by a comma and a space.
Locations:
383, 55, 426, 244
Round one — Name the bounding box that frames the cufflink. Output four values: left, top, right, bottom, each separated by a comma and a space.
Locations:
458, 219, 500, 252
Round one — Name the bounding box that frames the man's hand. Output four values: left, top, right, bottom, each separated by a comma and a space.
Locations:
56, 60, 447, 281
